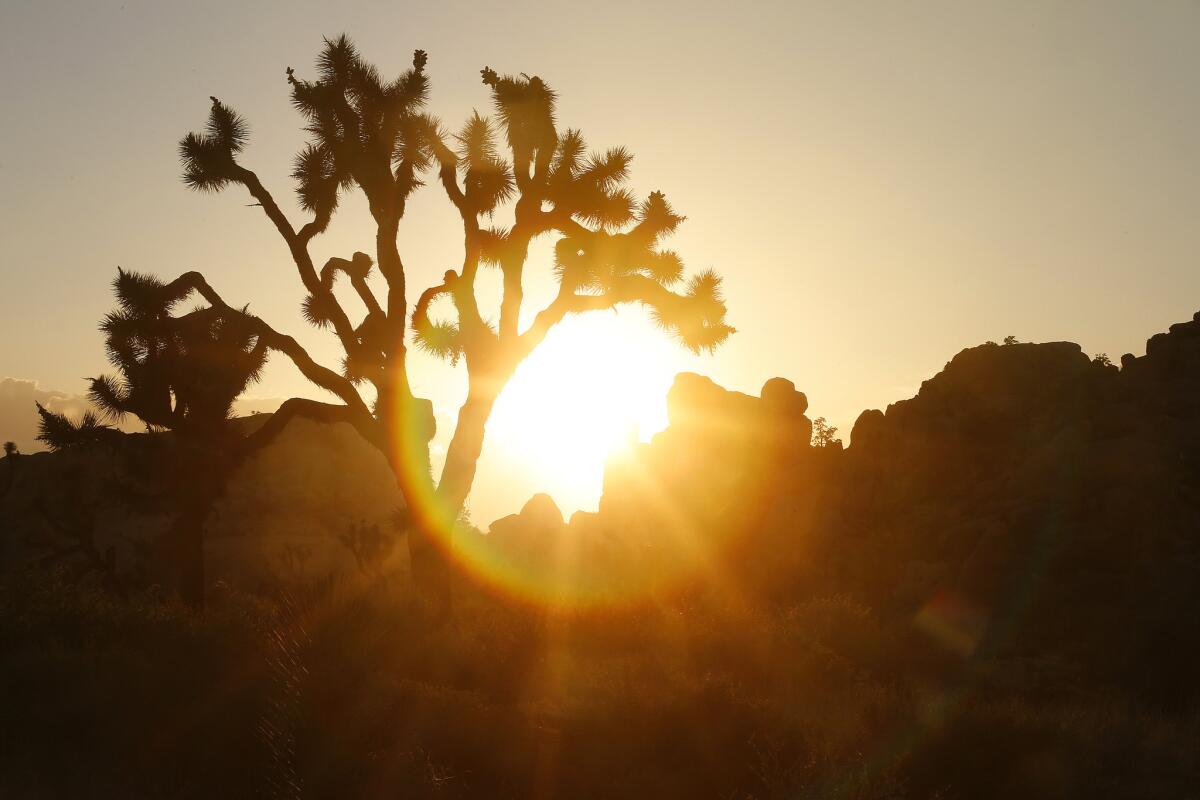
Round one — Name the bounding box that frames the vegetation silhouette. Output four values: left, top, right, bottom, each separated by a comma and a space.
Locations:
35, 268, 267, 606
810, 416, 841, 449
172, 35, 732, 617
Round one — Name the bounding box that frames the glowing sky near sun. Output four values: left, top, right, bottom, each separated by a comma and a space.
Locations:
3, 0, 1200, 523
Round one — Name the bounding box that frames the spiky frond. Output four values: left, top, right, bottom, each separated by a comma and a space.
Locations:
635, 190, 685, 242
577, 187, 636, 229
467, 160, 515, 213
179, 98, 247, 191
650, 269, 734, 353
480, 67, 558, 181
317, 34, 361, 85
545, 145, 640, 229
580, 147, 632, 190
644, 250, 685, 285
412, 320, 463, 364
341, 353, 373, 385
478, 226, 510, 266
686, 268, 725, 303
292, 143, 340, 217
206, 97, 249, 153
286, 37, 432, 220
88, 374, 129, 420
451, 113, 513, 213
456, 112, 500, 169
35, 403, 116, 451
550, 129, 586, 183
300, 294, 337, 329
111, 268, 192, 324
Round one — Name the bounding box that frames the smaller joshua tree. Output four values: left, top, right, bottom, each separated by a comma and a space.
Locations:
87, 267, 267, 432
40, 268, 269, 606
98, 268, 267, 606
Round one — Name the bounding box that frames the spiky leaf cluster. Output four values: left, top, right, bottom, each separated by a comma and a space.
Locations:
411, 273, 466, 365
546, 136, 636, 228
35, 403, 117, 451
455, 113, 514, 214
90, 269, 267, 433
413, 319, 464, 365
180, 98, 249, 191
651, 269, 736, 353
480, 67, 557, 184
424, 66, 735, 358
287, 36, 432, 222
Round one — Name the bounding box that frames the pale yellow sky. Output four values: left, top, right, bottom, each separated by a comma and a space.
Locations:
3, 1, 1199, 522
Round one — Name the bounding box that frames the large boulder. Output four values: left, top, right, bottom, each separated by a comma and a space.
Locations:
487, 493, 566, 558
0, 413, 409, 589
760, 377, 812, 450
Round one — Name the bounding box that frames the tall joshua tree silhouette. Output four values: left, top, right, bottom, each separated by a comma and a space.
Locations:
172, 36, 733, 616
38, 269, 267, 606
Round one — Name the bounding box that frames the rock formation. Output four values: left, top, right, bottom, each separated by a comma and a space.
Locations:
488, 313, 1200, 700
0, 414, 406, 589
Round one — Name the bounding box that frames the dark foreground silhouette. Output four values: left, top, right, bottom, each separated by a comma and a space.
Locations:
3, 312, 1200, 798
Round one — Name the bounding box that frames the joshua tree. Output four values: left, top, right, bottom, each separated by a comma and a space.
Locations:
38, 269, 267, 606
170, 36, 733, 616
88, 268, 268, 434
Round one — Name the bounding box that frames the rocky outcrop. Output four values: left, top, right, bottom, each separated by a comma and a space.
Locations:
205, 416, 406, 585
487, 313, 1200, 699
0, 415, 405, 588
488, 493, 566, 558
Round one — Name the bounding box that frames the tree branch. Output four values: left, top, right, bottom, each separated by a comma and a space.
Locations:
230, 164, 366, 363
168, 271, 372, 420
519, 273, 680, 358
425, 129, 490, 340
237, 398, 378, 460
319, 255, 384, 319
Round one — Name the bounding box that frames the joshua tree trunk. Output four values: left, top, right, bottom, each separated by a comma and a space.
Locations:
170, 433, 233, 610
173, 498, 208, 609
390, 378, 501, 622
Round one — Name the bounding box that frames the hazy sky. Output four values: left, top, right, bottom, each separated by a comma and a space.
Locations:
3, 1, 1199, 522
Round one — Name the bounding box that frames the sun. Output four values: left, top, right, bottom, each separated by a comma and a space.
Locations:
482, 307, 686, 517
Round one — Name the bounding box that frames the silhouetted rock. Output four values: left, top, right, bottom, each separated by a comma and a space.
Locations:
0, 414, 406, 589
760, 376, 812, 450
850, 408, 886, 452
577, 311, 1200, 702
488, 493, 566, 558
